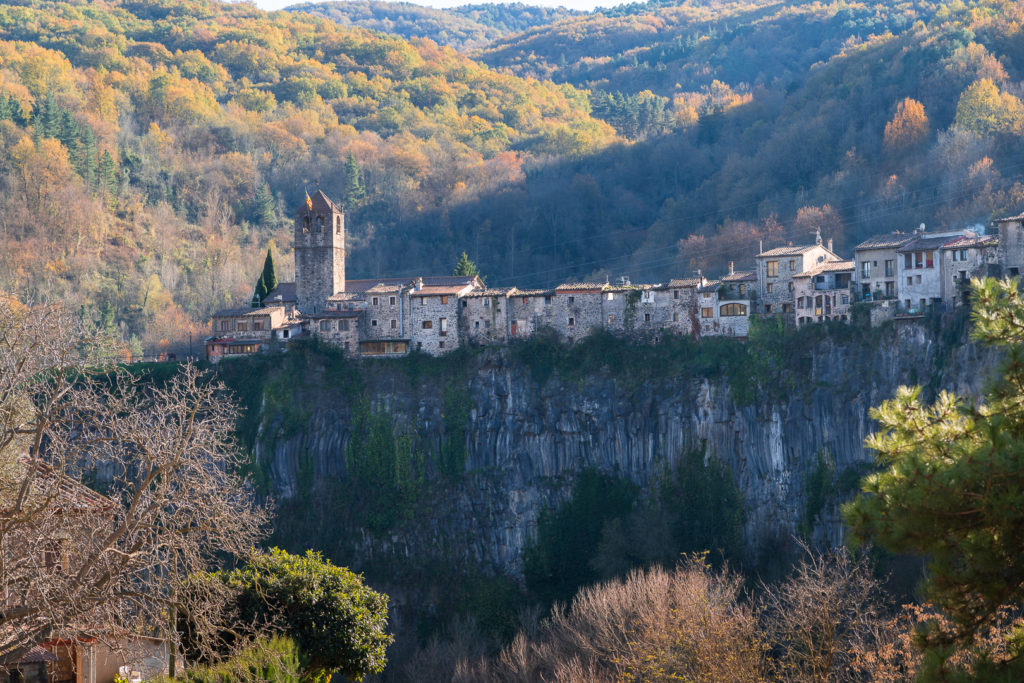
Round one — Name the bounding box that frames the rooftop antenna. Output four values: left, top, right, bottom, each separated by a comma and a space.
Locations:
919, 223, 926, 233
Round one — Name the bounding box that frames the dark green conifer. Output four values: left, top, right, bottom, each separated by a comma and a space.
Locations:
453, 252, 479, 277
253, 272, 268, 307
343, 153, 365, 207
251, 183, 276, 226
98, 149, 118, 204
261, 247, 277, 294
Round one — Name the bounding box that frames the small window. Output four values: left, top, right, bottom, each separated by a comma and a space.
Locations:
701, 307, 714, 318
220, 321, 230, 331
371, 319, 378, 327
765, 304, 773, 313
568, 296, 575, 304
789, 259, 795, 270
390, 296, 396, 305
916, 275, 922, 284
861, 261, 871, 278
739, 284, 746, 296
606, 292, 614, 301
474, 321, 479, 329
907, 277, 913, 286
282, 330, 289, 339
441, 296, 449, 305
417, 342, 423, 350
303, 216, 310, 232
673, 290, 679, 300
608, 314, 615, 323
253, 321, 263, 331
462, 299, 468, 308
423, 320, 433, 329
644, 313, 651, 322
544, 296, 552, 304
319, 320, 330, 331
568, 317, 575, 327
440, 317, 448, 335
960, 249, 967, 261
782, 303, 792, 313
841, 295, 849, 305
672, 312, 679, 322
236, 321, 247, 332
522, 297, 528, 304
340, 320, 349, 331
439, 341, 445, 349
316, 215, 323, 232
372, 297, 379, 305
788, 281, 794, 292
484, 321, 490, 328
904, 253, 912, 269
766, 283, 774, 293
766, 261, 778, 277
484, 299, 490, 307
391, 319, 397, 329
925, 250, 934, 268
336, 215, 342, 233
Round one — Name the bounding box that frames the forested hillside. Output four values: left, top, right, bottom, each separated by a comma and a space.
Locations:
291, 1, 580, 51
0, 0, 613, 353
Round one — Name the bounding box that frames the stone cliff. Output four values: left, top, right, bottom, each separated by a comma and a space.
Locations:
230, 317, 996, 579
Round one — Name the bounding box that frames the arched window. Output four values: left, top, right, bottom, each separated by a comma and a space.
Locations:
335, 215, 342, 233
303, 216, 310, 232
316, 216, 324, 232
720, 303, 747, 317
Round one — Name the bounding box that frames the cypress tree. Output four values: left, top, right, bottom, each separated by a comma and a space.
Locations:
251, 183, 276, 226
261, 247, 277, 294
253, 272, 268, 307
98, 149, 118, 204
77, 127, 97, 192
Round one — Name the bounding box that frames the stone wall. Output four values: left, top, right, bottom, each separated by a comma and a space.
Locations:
408, 294, 462, 354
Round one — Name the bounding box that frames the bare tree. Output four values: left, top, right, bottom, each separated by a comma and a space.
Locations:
0, 297, 268, 673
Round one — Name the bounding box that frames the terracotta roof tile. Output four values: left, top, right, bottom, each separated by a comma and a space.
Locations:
855, 233, 915, 250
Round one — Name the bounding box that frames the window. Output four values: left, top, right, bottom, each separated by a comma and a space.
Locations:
788, 281, 795, 292
390, 296, 396, 305
303, 216, 310, 232
885, 259, 894, 277
782, 303, 793, 313
673, 312, 679, 322
474, 321, 479, 329
568, 296, 575, 304
789, 259, 795, 270
316, 216, 323, 232
568, 317, 575, 327
920, 298, 926, 310
440, 318, 448, 335
484, 321, 490, 328
915, 251, 924, 269
336, 215, 342, 233
220, 321, 230, 331
484, 299, 490, 307
765, 304, 773, 313
522, 297, 528, 304
282, 330, 289, 339
739, 284, 746, 296
925, 250, 934, 268
608, 314, 615, 323
720, 303, 747, 316
907, 277, 912, 286
417, 342, 423, 350
861, 261, 871, 278
340, 320, 349, 331
841, 295, 849, 305
319, 320, 330, 331
439, 341, 445, 349
959, 249, 967, 261
673, 290, 679, 300
951, 250, 958, 262
701, 307, 714, 318
253, 321, 263, 331
372, 297, 379, 305
904, 253, 912, 269
441, 296, 449, 305
766, 282, 774, 293
422, 320, 433, 329
905, 299, 911, 310
371, 319, 378, 327
236, 321, 247, 332
644, 313, 651, 322
606, 292, 614, 301
544, 296, 552, 304
766, 260, 778, 277
462, 299, 468, 308
916, 275, 922, 284
390, 319, 397, 329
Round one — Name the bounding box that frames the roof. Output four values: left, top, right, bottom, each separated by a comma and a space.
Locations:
301, 189, 341, 214
722, 270, 756, 282
897, 235, 963, 252
668, 278, 703, 288
16, 646, 58, 664
410, 284, 476, 296
463, 287, 518, 297
697, 280, 722, 293
855, 233, 915, 250
306, 310, 361, 319
943, 234, 998, 249
365, 283, 403, 294
264, 282, 296, 304
555, 282, 607, 292
514, 289, 556, 296
757, 244, 827, 258
344, 275, 479, 293
326, 291, 364, 302
994, 212, 1024, 223
793, 260, 855, 278
211, 305, 283, 318
1, 458, 116, 515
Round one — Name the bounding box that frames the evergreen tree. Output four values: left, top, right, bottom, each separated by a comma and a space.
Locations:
76, 127, 97, 192
98, 149, 118, 205
253, 272, 267, 307
343, 152, 365, 207
845, 277, 1024, 677
261, 247, 278, 294
251, 183, 276, 226
453, 252, 479, 277
0, 93, 10, 121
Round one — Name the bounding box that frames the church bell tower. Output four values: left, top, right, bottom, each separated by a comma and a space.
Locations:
294, 190, 345, 314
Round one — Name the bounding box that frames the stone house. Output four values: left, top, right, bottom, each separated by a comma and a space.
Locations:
896, 232, 968, 313
460, 288, 516, 345
205, 305, 297, 363
794, 261, 854, 327
755, 237, 839, 315
308, 309, 362, 352
506, 289, 557, 338
408, 281, 478, 354
696, 280, 751, 338
994, 213, 1024, 277
852, 233, 913, 301
940, 234, 999, 306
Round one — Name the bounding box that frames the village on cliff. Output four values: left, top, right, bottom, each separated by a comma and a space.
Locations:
205, 190, 1024, 361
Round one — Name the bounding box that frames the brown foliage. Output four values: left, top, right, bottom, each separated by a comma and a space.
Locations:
883, 98, 930, 151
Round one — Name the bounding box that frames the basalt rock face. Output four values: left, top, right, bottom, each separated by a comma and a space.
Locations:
249, 322, 997, 577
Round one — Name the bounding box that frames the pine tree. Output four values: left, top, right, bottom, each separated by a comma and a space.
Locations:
844, 277, 1024, 677
76, 127, 97, 192
261, 247, 277, 294
453, 252, 479, 277
343, 153, 365, 207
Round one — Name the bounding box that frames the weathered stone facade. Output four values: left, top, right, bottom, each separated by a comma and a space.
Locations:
755, 239, 839, 316
995, 214, 1024, 277
794, 261, 854, 326
295, 191, 345, 314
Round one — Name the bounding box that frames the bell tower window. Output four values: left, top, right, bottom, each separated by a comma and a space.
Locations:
335, 215, 342, 233
316, 216, 323, 233
303, 216, 310, 232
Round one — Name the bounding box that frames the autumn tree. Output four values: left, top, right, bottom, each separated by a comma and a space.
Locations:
883, 97, 929, 150
0, 298, 268, 672
844, 277, 1024, 677
953, 78, 1024, 137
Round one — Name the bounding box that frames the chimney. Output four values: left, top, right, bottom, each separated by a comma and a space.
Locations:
729, 261, 734, 275
827, 238, 833, 252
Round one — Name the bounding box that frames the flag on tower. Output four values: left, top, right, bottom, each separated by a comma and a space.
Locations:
305, 190, 313, 210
